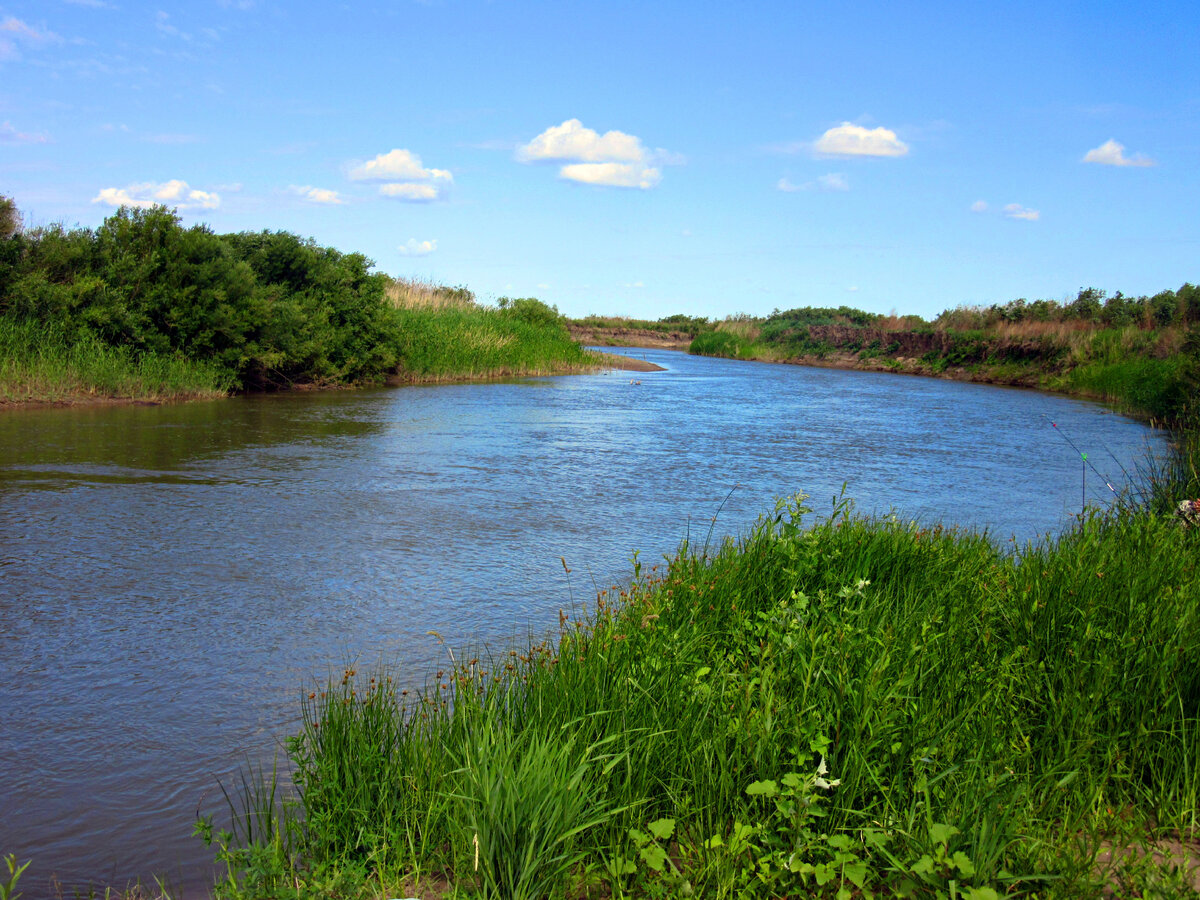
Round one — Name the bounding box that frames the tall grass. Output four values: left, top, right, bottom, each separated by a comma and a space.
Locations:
208, 478, 1200, 898
392, 305, 598, 381
0, 318, 234, 404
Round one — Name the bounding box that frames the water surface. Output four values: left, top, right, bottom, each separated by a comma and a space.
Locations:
0, 349, 1164, 897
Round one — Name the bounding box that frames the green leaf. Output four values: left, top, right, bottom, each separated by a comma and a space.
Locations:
746, 779, 779, 797
912, 854, 935, 875
640, 844, 668, 872
648, 817, 676, 841
951, 850, 975, 876
965, 888, 999, 900
845, 859, 869, 887
928, 822, 959, 845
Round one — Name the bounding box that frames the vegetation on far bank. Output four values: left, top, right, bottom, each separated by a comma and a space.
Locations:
0, 199, 594, 406
571, 287, 1200, 424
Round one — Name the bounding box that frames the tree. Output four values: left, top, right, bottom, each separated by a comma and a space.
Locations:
0, 195, 20, 240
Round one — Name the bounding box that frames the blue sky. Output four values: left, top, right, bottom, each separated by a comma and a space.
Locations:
3, 0, 1197, 320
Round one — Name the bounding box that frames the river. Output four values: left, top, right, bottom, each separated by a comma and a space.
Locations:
0, 348, 1166, 897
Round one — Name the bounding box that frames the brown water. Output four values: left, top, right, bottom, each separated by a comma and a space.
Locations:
0, 349, 1166, 897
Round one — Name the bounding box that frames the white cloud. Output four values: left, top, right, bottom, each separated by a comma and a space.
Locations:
518, 118, 676, 189
847, 285, 860, 292
0, 120, 50, 144
814, 122, 908, 158
970, 200, 988, 213
91, 179, 221, 210
348, 148, 452, 183
1, 15, 61, 60
559, 162, 661, 189
1082, 138, 1155, 168
379, 182, 440, 201
517, 118, 645, 163
397, 238, 437, 256
622, 281, 645, 289
1003, 203, 1039, 221
155, 11, 191, 41
777, 173, 849, 192
291, 185, 344, 205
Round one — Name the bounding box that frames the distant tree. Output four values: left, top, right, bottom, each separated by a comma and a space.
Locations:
0, 195, 20, 239
1068, 287, 1105, 322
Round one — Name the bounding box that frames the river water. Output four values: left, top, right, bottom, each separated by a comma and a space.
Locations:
0, 348, 1166, 897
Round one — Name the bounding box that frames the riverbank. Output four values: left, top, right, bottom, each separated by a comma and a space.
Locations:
0, 203, 617, 409
573, 308, 1197, 425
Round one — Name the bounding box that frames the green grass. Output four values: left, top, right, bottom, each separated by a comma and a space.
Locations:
204, 458, 1200, 898
392, 304, 598, 381
0, 317, 235, 404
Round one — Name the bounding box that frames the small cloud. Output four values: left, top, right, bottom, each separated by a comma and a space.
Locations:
1, 15, 62, 59
348, 148, 452, 183
970, 200, 988, 213
777, 173, 849, 192
291, 185, 344, 205
847, 285, 860, 292
1082, 138, 1155, 168
622, 280, 645, 289
1003, 203, 1039, 221
143, 132, 199, 145
92, 179, 220, 210
64, 0, 116, 8
559, 162, 660, 189
397, 238, 437, 256
519, 118, 675, 189
0, 120, 50, 144
814, 122, 908, 158
536, 282, 550, 289
155, 11, 191, 41
380, 182, 440, 201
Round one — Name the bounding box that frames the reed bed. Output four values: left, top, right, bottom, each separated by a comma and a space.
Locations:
0, 318, 234, 404
391, 304, 597, 382
204, 445, 1200, 898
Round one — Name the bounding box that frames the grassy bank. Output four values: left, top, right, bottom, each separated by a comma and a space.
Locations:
0, 202, 600, 406
0, 317, 235, 405
199, 419, 1200, 897
575, 291, 1200, 425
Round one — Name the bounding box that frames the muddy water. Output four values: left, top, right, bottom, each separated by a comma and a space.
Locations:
0, 348, 1165, 897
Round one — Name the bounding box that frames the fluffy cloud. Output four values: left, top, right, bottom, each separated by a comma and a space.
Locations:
559, 162, 661, 189
1003, 203, 1039, 221
349, 149, 452, 201
518, 119, 673, 189
291, 185, 345, 205
1, 16, 61, 60
0, 120, 49, 144
92, 179, 220, 210
814, 123, 908, 158
349, 149, 452, 183
517, 118, 645, 163
1082, 139, 1155, 168
397, 238, 437, 256
777, 173, 849, 192
379, 182, 439, 202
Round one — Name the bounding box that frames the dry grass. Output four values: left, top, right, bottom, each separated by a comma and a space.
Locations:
385, 278, 477, 311
715, 317, 761, 341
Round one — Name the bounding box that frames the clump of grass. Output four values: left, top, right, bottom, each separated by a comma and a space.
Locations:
385, 278, 478, 311
391, 304, 597, 381
0, 318, 234, 404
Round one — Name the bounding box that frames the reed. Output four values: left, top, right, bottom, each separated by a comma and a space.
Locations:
0, 318, 234, 404
391, 304, 597, 381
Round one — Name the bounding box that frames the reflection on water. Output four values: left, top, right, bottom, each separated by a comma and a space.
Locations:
0, 349, 1165, 898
